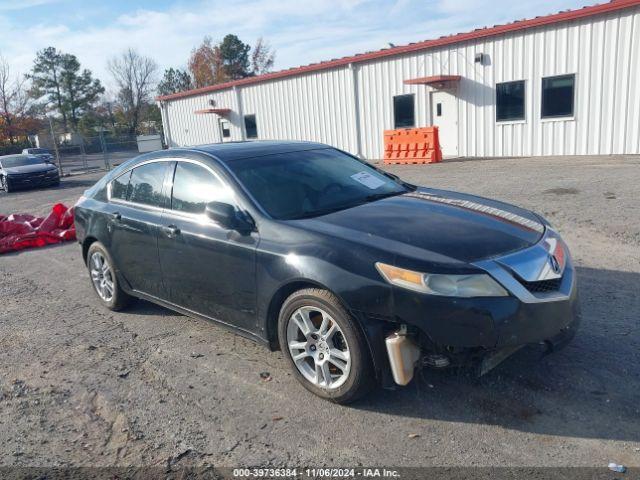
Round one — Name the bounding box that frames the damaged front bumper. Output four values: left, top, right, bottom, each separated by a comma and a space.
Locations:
375, 234, 581, 387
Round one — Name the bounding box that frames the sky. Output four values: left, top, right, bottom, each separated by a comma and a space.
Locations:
0, 0, 595, 95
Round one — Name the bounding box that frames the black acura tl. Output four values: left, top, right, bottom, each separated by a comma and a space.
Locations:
74, 141, 580, 403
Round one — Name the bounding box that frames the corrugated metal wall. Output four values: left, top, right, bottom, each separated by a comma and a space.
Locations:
241, 68, 357, 150
161, 5, 640, 159
162, 89, 241, 145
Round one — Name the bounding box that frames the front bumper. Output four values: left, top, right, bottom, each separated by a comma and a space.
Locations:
393, 270, 579, 349
6, 172, 60, 189
392, 225, 580, 350
394, 261, 580, 349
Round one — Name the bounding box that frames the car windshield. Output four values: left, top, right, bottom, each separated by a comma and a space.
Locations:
1, 156, 47, 168
29, 149, 48, 154
227, 148, 410, 220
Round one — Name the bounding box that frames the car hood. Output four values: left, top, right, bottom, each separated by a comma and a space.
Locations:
3, 164, 57, 174
296, 187, 545, 264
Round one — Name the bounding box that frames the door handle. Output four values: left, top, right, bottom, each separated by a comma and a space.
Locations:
112, 212, 121, 221
163, 225, 180, 236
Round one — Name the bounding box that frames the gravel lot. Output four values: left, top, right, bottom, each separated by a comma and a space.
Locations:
1, 155, 639, 471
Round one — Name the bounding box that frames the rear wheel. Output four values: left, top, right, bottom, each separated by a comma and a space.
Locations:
86, 242, 132, 311
278, 288, 374, 404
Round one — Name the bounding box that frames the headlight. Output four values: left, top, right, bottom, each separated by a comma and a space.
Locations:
375, 262, 508, 297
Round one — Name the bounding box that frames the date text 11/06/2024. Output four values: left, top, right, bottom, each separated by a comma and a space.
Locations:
232, 468, 401, 478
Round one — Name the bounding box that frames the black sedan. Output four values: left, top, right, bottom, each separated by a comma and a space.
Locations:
0, 154, 60, 192
74, 141, 580, 403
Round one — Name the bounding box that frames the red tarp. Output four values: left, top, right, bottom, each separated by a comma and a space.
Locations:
0, 203, 76, 254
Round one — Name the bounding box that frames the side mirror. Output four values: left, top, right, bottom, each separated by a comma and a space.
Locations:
205, 201, 236, 229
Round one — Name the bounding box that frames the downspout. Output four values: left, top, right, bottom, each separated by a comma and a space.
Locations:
349, 63, 363, 159
160, 101, 173, 148
234, 85, 246, 141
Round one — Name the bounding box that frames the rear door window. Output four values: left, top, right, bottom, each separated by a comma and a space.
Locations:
128, 162, 169, 207
171, 161, 234, 215
111, 170, 131, 201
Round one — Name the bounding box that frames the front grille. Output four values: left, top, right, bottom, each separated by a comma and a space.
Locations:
518, 277, 562, 293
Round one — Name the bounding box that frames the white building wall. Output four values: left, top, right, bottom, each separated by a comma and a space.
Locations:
241, 67, 356, 152
163, 88, 240, 146
161, 5, 640, 159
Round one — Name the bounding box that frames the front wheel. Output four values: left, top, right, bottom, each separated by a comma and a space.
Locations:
278, 288, 374, 404
1, 176, 11, 192
86, 242, 133, 311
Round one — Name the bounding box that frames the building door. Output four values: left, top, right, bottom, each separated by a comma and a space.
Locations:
219, 118, 232, 142
431, 91, 458, 157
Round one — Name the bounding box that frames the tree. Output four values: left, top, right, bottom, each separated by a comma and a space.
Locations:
59, 55, 104, 130
157, 68, 192, 96
108, 48, 158, 135
0, 55, 28, 143
250, 38, 275, 76
77, 99, 119, 137
0, 55, 40, 144
28, 47, 67, 128
187, 35, 275, 88
29, 47, 103, 131
188, 36, 225, 88
219, 34, 250, 80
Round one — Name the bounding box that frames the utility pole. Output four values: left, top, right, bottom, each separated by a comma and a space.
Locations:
48, 116, 63, 176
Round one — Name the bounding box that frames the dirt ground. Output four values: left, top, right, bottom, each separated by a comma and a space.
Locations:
0, 155, 639, 471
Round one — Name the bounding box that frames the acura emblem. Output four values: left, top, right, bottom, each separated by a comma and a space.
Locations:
549, 254, 561, 274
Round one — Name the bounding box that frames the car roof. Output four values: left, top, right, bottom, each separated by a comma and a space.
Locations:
188, 140, 330, 163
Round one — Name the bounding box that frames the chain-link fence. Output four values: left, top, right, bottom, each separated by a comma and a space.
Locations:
33, 129, 162, 174
48, 133, 142, 175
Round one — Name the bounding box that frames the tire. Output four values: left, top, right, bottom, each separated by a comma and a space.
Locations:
278, 288, 374, 404
86, 242, 133, 311
1, 176, 11, 193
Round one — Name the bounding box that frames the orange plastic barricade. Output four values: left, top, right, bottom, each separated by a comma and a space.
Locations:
383, 127, 443, 165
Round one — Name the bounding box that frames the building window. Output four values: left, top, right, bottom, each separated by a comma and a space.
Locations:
244, 114, 258, 139
393, 94, 415, 128
541, 74, 575, 118
496, 80, 525, 122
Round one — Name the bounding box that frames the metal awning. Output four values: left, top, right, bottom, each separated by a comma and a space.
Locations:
403, 75, 461, 88
194, 108, 232, 115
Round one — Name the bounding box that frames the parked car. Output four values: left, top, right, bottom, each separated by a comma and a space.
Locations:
21, 148, 55, 163
74, 141, 580, 403
0, 154, 60, 192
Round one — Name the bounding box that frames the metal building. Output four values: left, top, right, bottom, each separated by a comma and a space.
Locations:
157, 0, 640, 159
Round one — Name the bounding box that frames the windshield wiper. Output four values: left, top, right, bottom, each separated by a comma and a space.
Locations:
288, 191, 406, 220
364, 190, 406, 203
287, 205, 355, 220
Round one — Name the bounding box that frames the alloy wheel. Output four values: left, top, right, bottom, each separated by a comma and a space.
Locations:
90, 251, 115, 302
286, 306, 351, 389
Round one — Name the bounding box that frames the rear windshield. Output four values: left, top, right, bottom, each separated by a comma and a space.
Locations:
1, 156, 47, 168
227, 148, 408, 220
28, 149, 49, 154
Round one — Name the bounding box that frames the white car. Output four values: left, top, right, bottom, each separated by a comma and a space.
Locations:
22, 148, 55, 163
